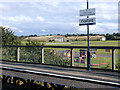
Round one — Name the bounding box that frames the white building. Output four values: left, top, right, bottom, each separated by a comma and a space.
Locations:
54, 37, 64, 42
100, 37, 106, 41
48, 36, 69, 42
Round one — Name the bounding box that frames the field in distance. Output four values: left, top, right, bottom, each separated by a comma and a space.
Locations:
22, 40, 120, 46
23, 35, 120, 46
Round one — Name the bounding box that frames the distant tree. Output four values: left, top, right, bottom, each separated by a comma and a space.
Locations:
19, 36, 25, 41
116, 33, 120, 37
113, 33, 116, 36
110, 35, 115, 40
34, 34, 37, 37
106, 33, 109, 36
57, 34, 60, 36
67, 33, 70, 36
100, 34, 105, 36
50, 34, 52, 36
81, 34, 87, 36
105, 33, 116, 40
1, 26, 21, 45
72, 34, 76, 36
65, 33, 69, 37
28, 34, 37, 37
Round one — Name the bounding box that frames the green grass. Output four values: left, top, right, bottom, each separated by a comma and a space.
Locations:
43, 40, 119, 47
72, 40, 119, 46
74, 57, 118, 69
21, 40, 119, 46
21, 41, 28, 44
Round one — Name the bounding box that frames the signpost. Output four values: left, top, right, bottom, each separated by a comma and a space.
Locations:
79, 18, 96, 26
79, 0, 96, 71
80, 8, 95, 16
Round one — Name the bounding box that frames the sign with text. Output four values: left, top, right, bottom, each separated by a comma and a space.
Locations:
79, 18, 96, 26
80, 8, 95, 16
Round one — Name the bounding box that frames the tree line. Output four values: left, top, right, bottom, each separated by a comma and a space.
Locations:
63, 33, 120, 40
24, 33, 120, 41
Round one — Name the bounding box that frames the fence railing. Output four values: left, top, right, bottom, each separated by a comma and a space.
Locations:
2, 45, 120, 71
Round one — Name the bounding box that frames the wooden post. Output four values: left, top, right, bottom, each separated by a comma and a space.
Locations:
112, 49, 116, 70
41, 47, 44, 64
17, 47, 20, 62
71, 48, 74, 67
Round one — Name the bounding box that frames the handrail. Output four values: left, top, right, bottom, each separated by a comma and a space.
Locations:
2, 45, 120, 49
2, 45, 120, 71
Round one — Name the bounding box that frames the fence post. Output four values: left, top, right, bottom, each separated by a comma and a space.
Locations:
71, 48, 74, 67
17, 47, 20, 62
41, 47, 44, 64
112, 49, 116, 70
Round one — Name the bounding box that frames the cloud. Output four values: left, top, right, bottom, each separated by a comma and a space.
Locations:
77, 26, 86, 31
44, 2, 59, 7
92, 2, 117, 15
75, 16, 79, 18
51, 2, 59, 7
102, 15, 112, 20
41, 29, 46, 32
77, 25, 105, 33
1, 15, 45, 22
90, 26, 105, 33
0, 3, 4, 9
104, 23, 118, 30
10, 26, 23, 33
0, 3, 10, 10
2, 15, 33, 23
18, 30, 23, 33
1, 25, 23, 33
36, 16, 44, 22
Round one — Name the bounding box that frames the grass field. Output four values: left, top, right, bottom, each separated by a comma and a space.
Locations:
22, 40, 119, 46
74, 57, 115, 69
45, 40, 119, 46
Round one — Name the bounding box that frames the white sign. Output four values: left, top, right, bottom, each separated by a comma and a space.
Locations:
79, 18, 96, 26
80, 8, 95, 16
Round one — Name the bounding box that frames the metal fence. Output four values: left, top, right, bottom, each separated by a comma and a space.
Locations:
2, 45, 120, 71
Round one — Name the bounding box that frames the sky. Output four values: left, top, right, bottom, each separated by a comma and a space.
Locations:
0, 0, 119, 36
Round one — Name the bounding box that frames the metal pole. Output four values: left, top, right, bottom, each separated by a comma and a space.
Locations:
112, 49, 116, 70
87, 0, 91, 71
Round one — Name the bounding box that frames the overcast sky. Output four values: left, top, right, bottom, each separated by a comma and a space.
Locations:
0, 0, 119, 36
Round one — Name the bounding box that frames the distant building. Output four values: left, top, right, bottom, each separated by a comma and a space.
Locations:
100, 37, 106, 41
48, 36, 69, 42
54, 37, 64, 42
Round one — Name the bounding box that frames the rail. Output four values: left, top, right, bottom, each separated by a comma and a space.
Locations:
2, 45, 120, 71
